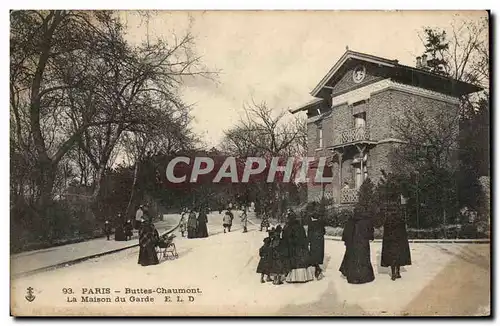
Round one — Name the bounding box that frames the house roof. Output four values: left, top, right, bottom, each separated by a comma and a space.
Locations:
309, 49, 483, 99
289, 98, 324, 114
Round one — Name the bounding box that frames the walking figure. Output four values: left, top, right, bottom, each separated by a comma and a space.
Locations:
138, 210, 159, 267
179, 209, 187, 237
308, 209, 326, 280
104, 220, 112, 240
260, 213, 270, 232
339, 214, 375, 284
256, 237, 272, 283
223, 210, 233, 233
241, 207, 248, 233
135, 204, 144, 230
197, 206, 209, 238
124, 219, 133, 241
269, 225, 288, 285
187, 209, 198, 239
381, 204, 411, 281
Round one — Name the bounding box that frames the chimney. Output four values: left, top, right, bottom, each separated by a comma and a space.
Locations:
421, 54, 428, 68
416, 56, 422, 68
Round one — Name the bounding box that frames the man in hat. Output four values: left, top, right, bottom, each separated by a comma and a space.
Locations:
135, 204, 144, 230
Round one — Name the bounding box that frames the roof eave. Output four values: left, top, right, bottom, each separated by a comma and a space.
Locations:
289, 98, 324, 114
396, 64, 484, 95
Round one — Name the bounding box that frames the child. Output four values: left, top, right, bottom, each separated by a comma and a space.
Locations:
269, 226, 286, 285
223, 210, 233, 233
256, 237, 272, 283
260, 213, 270, 232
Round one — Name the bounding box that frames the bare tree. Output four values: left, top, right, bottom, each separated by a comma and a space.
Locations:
390, 104, 460, 175
420, 16, 489, 116
10, 11, 134, 213
10, 10, 215, 217
222, 100, 306, 157
221, 101, 307, 217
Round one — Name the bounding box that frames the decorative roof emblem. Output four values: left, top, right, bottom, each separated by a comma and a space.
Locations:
352, 65, 366, 83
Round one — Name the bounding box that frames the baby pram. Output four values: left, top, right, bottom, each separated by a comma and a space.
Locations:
156, 233, 179, 260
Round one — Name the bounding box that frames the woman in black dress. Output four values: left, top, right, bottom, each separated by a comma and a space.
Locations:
256, 236, 272, 283
187, 209, 198, 239
282, 210, 314, 283
308, 214, 326, 280
138, 214, 160, 267
197, 207, 209, 238
381, 210, 411, 280
269, 226, 288, 285
339, 214, 375, 284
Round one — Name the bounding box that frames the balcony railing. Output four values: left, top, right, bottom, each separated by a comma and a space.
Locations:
341, 188, 359, 203
337, 126, 371, 145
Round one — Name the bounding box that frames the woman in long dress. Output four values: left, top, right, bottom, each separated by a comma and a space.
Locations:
187, 209, 198, 239
282, 210, 314, 283
138, 214, 160, 266
339, 214, 375, 284
381, 209, 411, 280
197, 207, 209, 238
308, 214, 326, 280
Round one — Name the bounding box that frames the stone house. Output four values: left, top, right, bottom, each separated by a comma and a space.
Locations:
290, 50, 481, 205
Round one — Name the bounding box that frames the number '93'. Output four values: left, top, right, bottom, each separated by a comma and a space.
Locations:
62, 288, 73, 294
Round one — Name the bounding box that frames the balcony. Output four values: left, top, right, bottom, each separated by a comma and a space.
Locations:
336, 126, 371, 146
341, 188, 359, 203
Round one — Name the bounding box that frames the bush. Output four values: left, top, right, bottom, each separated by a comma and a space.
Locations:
325, 227, 343, 237
11, 200, 100, 253
325, 208, 353, 227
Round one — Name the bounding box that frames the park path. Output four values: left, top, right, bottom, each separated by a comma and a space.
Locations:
11, 211, 490, 316
11, 211, 242, 277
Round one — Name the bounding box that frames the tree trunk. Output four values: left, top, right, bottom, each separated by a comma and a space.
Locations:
125, 161, 139, 217
35, 159, 57, 216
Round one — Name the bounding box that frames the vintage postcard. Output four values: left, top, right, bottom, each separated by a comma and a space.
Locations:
10, 10, 490, 316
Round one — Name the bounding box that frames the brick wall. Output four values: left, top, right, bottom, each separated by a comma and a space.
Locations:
307, 121, 318, 157
330, 103, 351, 143
305, 81, 460, 202
367, 142, 394, 184
330, 63, 385, 95
322, 114, 333, 148
366, 90, 393, 141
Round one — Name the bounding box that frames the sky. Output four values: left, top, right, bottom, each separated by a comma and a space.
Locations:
121, 10, 487, 148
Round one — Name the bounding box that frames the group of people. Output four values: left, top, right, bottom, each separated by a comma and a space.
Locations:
135, 197, 412, 285
256, 209, 326, 285
340, 205, 411, 283
103, 213, 135, 241
222, 207, 250, 233
179, 207, 209, 239
256, 203, 412, 285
